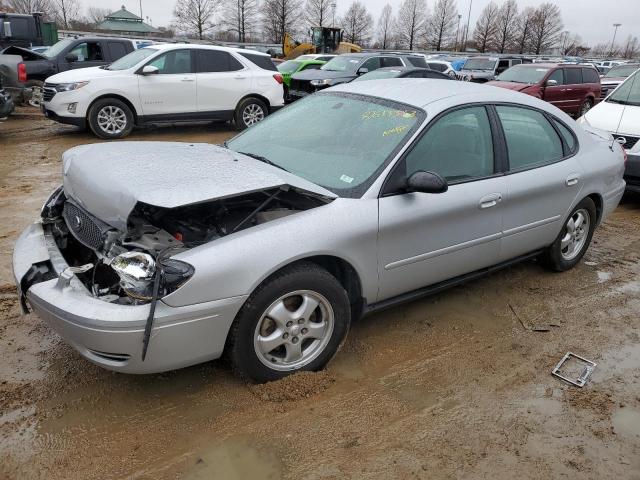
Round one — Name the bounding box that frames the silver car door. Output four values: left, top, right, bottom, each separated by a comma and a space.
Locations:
377, 105, 506, 301
496, 106, 584, 261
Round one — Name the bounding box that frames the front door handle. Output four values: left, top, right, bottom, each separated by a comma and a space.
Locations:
566, 174, 581, 187
181, 78, 195, 82
479, 193, 502, 209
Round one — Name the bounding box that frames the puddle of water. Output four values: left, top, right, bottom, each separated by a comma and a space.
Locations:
612, 408, 640, 439
182, 436, 282, 480
597, 271, 612, 283
616, 280, 640, 294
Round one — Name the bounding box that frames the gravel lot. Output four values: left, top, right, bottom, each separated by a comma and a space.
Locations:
1, 108, 639, 480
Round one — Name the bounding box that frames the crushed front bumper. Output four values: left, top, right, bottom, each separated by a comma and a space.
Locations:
13, 222, 247, 374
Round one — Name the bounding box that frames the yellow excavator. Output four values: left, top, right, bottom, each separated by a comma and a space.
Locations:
283, 27, 361, 59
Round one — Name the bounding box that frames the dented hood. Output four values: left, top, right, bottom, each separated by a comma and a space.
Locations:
62, 142, 336, 230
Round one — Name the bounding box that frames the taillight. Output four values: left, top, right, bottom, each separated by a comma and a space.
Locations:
273, 73, 283, 84
18, 63, 27, 83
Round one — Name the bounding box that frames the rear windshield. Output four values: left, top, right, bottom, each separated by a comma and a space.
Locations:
238, 52, 276, 71
496, 65, 549, 84
277, 60, 301, 74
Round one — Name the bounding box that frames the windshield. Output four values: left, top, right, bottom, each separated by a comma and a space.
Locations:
496, 66, 549, 84
42, 38, 75, 59
354, 70, 400, 81
321, 56, 361, 72
277, 60, 302, 74
463, 58, 497, 71
607, 70, 640, 106
106, 47, 158, 70
226, 93, 424, 197
605, 65, 639, 78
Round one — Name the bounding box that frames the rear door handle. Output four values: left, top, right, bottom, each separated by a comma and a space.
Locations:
566, 174, 581, 187
181, 78, 195, 82
234, 75, 247, 79
479, 193, 502, 209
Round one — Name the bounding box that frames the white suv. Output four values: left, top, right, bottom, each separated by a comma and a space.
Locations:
41, 44, 285, 138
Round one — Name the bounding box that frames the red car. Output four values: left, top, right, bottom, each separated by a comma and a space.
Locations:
488, 64, 601, 116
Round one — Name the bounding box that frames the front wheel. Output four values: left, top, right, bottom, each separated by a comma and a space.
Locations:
542, 197, 596, 272
226, 262, 351, 383
234, 97, 268, 131
579, 98, 593, 117
88, 98, 134, 139
25, 80, 44, 108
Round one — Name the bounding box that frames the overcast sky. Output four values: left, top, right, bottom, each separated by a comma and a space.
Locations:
80, 0, 638, 46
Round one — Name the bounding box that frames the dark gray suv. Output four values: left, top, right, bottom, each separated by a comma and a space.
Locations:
288, 52, 427, 100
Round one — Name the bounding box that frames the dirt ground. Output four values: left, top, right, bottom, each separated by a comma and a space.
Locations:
1, 108, 639, 480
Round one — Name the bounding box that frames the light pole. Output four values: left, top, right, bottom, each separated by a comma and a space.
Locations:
462, 0, 473, 53
610, 23, 621, 57
331, 2, 337, 27
455, 14, 462, 52
139, 0, 143, 20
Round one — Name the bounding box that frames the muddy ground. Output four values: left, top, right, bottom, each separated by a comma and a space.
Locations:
1, 108, 639, 480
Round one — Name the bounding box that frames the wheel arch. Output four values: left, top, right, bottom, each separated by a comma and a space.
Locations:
237, 93, 271, 110
585, 192, 604, 225
87, 94, 139, 124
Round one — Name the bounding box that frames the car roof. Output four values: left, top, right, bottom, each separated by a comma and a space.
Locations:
374, 66, 427, 73
148, 43, 270, 57
330, 78, 562, 111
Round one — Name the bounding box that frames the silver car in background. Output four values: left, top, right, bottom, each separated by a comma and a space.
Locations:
13, 80, 626, 382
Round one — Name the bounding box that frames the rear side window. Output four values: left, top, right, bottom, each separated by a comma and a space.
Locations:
382, 57, 404, 68
407, 56, 428, 68
582, 68, 599, 83
564, 68, 582, 85
108, 42, 128, 61
238, 52, 276, 71
497, 106, 563, 171
196, 50, 243, 72
302, 63, 322, 71
551, 119, 577, 153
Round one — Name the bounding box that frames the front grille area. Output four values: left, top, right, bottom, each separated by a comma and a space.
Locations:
617, 135, 640, 150
62, 201, 106, 250
43, 83, 56, 102
289, 79, 315, 95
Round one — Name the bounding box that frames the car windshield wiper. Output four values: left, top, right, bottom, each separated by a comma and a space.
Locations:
237, 151, 291, 173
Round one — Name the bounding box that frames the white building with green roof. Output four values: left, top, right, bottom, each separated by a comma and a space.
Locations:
96, 5, 159, 36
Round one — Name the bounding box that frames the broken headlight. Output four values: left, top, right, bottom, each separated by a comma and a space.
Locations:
41, 185, 66, 221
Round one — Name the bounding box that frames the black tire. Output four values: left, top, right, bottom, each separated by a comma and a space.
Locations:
226, 262, 351, 383
542, 197, 597, 272
24, 79, 44, 107
88, 97, 134, 139
234, 97, 268, 131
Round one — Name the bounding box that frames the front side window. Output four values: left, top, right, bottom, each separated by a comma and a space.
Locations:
226, 93, 424, 197
69, 42, 103, 62
407, 56, 427, 68
547, 69, 564, 85
404, 106, 494, 183
497, 106, 563, 171
361, 57, 381, 71
382, 57, 403, 68
147, 49, 193, 74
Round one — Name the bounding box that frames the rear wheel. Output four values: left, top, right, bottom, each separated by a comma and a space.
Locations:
542, 197, 596, 272
234, 97, 268, 131
226, 262, 350, 382
579, 98, 593, 116
88, 98, 134, 139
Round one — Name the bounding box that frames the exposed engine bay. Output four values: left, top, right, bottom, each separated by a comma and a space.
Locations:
42, 185, 330, 305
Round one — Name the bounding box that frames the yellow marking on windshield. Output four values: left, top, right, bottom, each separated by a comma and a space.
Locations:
383, 125, 410, 136
362, 110, 417, 121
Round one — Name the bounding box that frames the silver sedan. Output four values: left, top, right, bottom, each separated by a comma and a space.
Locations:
13, 80, 626, 382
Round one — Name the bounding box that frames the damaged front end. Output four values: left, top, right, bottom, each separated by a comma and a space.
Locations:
34, 183, 330, 307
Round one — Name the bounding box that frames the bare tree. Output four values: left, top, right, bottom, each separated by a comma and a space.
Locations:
262, 0, 303, 47
376, 3, 395, 50
86, 7, 110, 25
5, 0, 52, 16
173, 0, 220, 39
529, 2, 563, 55
396, 0, 427, 50
222, 0, 260, 42
340, 1, 373, 46
426, 0, 458, 51
494, 0, 518, 53
51, 0, 80, 29
472, 1, 499, 53
304, 0, 332, 28
621, 35, 640, 59
514, 6, 535, 54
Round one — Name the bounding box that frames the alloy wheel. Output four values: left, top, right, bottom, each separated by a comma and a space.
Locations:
560, 208, 590, 261
242, 103, 265, 127
96, 105, 127, 135
253, 290, 335, 371
27, 86, 43, 108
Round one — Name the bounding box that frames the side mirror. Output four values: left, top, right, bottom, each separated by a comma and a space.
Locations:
3, 21, 12, 38
65, 53, 78, 63
357, 67, 369, 75
140, 65, 159, 75
406, 171, 448, 194
546, 79, 558, 87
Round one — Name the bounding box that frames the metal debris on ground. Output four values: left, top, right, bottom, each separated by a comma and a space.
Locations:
552, 352, 597, 387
